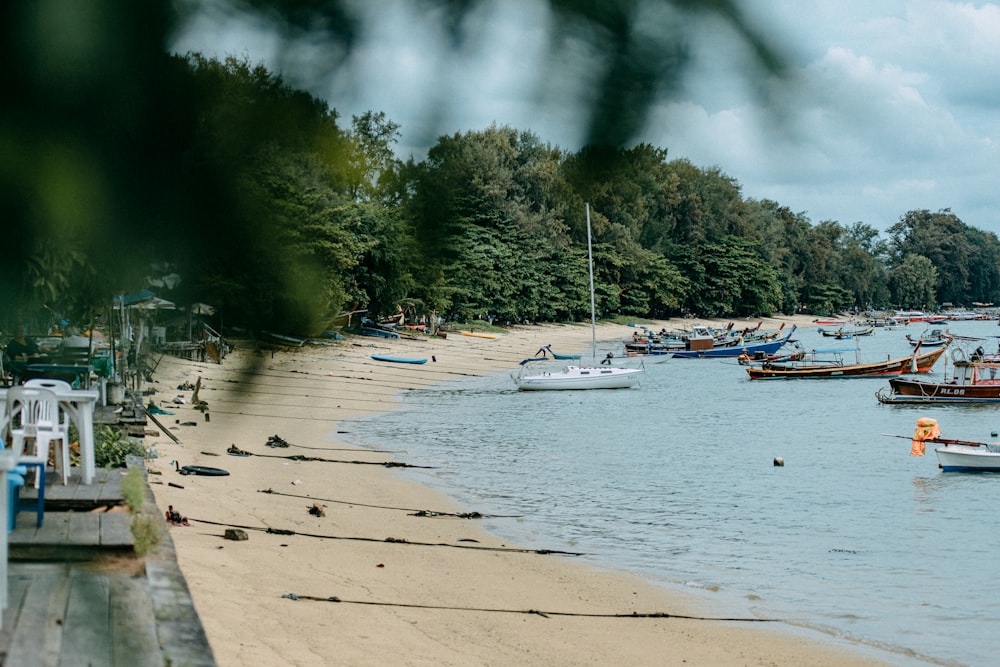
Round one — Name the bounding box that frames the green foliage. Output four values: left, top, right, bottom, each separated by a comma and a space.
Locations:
889, 253, 938, 308
4, 1, 1000, 334
121, 468, 145, 512
122, 463, 163, 556
131, 514, 163, 556
95, 426, 150, 469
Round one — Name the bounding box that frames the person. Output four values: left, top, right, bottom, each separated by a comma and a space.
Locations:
165, 505, 190, 526
4, 324, 39, 362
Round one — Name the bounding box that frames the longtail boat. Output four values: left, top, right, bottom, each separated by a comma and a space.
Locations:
745, 343, 946, 379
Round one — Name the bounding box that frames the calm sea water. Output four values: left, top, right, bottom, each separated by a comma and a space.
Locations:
340, 321, 1000, 667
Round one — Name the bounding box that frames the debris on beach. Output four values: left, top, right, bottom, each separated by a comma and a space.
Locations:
308, 503, 326, 517
227, 444, 252, 457
266, 434, 290, 448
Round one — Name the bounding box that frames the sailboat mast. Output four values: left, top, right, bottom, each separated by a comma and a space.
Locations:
586, 202, 597, 358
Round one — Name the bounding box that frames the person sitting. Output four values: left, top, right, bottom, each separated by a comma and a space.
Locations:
165, 505, 190, 526
4, 324, 39, 362
4, 324, 42, 376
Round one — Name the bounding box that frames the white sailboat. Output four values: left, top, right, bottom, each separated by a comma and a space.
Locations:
514, 203, 643, 391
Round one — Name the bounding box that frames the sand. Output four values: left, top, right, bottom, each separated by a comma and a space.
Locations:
144, 315, 896, 666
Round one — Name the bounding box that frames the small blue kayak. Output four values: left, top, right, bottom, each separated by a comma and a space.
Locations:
371, 354, 428, 365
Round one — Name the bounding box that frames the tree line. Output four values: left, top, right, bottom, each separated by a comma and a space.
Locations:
9, 55, 1000, 334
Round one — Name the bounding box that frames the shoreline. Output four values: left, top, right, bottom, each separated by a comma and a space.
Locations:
144, 314, 898, 666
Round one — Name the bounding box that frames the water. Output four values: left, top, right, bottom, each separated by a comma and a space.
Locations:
340, 321, 1000, 667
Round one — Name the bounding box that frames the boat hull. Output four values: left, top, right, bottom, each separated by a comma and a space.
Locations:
747, 346, 946, 379
671, 326, 796, 359
877, 377, 1000, 404
371, 354, 428, 364
515, 366, 642, 390
935, 444, 1000, 472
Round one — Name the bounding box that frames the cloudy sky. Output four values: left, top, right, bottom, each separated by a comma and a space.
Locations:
171, 1, 1000, 235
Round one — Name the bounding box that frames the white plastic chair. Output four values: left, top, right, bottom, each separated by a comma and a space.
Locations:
24, 378, 74, 393
24, 379, 74, 482
5, 386, 69, 487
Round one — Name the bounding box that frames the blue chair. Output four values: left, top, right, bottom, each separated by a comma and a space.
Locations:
5, 462, 44, 531
15, 461, 45, 528
7, 466, 24, 533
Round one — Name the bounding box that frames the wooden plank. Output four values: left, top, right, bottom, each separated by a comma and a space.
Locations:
67, 513, 100, 546
30, 514, 70, 545
5, 568, 70, 667
0, 572, 31, 658
100, 514, 134, 548
60, 573, 112, 666
109, 575, 161, 667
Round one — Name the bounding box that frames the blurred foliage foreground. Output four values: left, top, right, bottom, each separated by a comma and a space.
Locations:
3, 2, 995, 339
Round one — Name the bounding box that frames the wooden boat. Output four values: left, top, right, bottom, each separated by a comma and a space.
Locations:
261, 331, 305, 347
670, 326, 797, 359
818, 326, 874, 338
371, 354, 428, 365
895, 310, 948, 324
876, 350, 1000, 404
906, 328, 951, 347
737, 341, 806, 365
514, 204, 642, 391
461, 331, 497, 339
358, 326, 399, 339
745, 344, 947, 379
813, 317, 855, 327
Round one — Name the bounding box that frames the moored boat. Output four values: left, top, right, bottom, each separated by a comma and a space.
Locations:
819, 325, 875, 339
670, 326, 797, 359
904, 417, 1000, 471
514, 204, 643, 391
876, 348, 1000, 404
905, 328, 951, 347
514, 363, 642, 390
746, 343, 947, 379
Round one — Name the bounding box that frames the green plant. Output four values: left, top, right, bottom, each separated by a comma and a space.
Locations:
121, 468, 145, 512
121, 467, 162, 555
94, 425, 149, 468
130, 514, 162, 556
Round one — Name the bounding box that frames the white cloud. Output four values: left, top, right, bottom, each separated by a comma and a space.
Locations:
170, 0, 1000, 233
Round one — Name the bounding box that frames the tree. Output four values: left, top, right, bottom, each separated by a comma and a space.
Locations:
889, 254, 938, 308
887, 209, 970, 306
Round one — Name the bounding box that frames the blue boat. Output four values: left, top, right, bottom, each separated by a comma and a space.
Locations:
671, 325, 797, 359
371, 354, 428, 365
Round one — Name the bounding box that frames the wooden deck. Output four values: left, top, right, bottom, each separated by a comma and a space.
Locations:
1, 463, 216, 666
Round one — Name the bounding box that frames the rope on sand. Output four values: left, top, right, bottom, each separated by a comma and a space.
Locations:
249, 452, 435, 468
187, 518, 583, 556
278, 594, 779, 622
257, 488, 524, 519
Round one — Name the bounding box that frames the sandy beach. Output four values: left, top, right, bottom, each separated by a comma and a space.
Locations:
143, 314, 895, 666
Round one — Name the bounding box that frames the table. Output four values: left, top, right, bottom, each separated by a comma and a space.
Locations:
0, 386, 100, 485
7, 361, 92, 387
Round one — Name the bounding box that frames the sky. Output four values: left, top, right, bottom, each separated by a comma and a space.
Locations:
170, 0, 1000, 235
